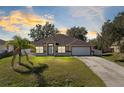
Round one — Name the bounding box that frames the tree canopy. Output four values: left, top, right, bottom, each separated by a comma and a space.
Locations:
29, 22, 59, 41
66, 26, 88, 41
95, 12, 124, 52
6, 36, 35, 68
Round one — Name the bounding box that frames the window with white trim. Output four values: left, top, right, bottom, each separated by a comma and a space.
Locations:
58, 46, 65, 53
36, 47, 43, 53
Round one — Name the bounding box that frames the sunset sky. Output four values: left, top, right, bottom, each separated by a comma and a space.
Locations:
0, 6, 124, 40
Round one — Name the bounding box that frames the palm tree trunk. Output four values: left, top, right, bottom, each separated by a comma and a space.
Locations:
24, 49, 29, 61
11, 51, 16, 69
24, 50, 33, 65
18, 48, 22, 65
11, 48, 19, 70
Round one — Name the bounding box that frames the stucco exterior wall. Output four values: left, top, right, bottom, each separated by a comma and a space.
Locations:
35, 44, 71, 56
111, 45, 120, 53
35, 44, 91, 56
0, 45, 6, 51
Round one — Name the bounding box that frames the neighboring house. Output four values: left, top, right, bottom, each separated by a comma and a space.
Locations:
111, 37, 124, 53
0, 39, 31, 55
111, 42, 120, 53
34, 34, 93, 56
7, 45, 14, 52
0, 39, 6, 53
21, 49, 31, 55
0, 39, 14, 53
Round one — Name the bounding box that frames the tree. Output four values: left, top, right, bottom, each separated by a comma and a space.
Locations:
96, 33, 104, 50
100, 20, 116, 49
6, 36, 35, 69
66, 26, 87, 41
112, 12, 124, 43
6, 36, 49, 86
112, 12, 124, 53
99, 12, 124, 52
88, 38, 98, 49
89, 33, 104, 50
29, 22, 59, 41
120, 42, 124, 53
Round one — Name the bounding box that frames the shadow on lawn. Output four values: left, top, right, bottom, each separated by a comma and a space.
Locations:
102, 53, 112, 56
115, 59, 124, 62
13, 62, 48, 87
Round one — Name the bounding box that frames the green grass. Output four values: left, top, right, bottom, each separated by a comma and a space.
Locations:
0, 56, 105, 87
102, 53, 124, 67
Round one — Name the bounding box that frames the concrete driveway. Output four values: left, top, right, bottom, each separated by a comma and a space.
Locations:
76, 56, 124, 87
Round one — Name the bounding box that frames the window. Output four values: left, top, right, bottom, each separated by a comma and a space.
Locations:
58, 46, 65, 53
36, 47, 43, 53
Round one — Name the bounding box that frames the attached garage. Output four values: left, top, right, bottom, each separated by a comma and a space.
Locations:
72, 47, 91, 56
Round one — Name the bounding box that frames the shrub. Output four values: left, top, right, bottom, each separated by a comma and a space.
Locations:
0, 50, 13, 59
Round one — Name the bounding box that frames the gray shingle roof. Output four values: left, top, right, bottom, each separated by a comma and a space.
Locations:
34, 34, 91, 46
0, 39, 5, 45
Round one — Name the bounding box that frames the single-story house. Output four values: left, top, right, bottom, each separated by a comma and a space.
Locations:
0, 39, 31, 55
34, 34, 93, 56
0, 39, 6, 52
110, 37, 124, 53
110, 42, 120, 53
0, 39, 14, 53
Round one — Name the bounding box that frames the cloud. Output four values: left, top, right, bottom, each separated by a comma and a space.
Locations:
26, 6, 33, 10
58, 27, 67, 34
0, 10, 54, 39
69, 6, 109, 32
86, 31, 97, 39
0, 10, 54, 32
0, 17, 21, 32
43, 14, 54, 20
70, 6, 107, 22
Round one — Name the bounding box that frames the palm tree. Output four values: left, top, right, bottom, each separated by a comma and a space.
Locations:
6, 36, 35, 69
6, 36, 49, 86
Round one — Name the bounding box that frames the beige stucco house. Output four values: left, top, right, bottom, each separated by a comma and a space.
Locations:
111, 42, 120, 53
111, 37, 124, 53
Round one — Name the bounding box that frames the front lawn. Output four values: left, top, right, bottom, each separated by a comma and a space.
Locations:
0, 56, 105, 87
102, 53, 124, 67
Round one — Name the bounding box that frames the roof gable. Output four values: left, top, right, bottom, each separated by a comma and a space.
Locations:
0, 39, 5, 45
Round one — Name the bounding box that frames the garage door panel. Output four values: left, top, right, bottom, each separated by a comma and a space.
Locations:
72, 47, 90, 56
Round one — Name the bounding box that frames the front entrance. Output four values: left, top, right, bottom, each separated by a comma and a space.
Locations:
48, 44, 54, 55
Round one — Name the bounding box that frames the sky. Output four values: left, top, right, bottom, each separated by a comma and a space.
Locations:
0, 6, 124, 41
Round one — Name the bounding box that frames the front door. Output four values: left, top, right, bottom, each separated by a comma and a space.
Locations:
48, 44, 54, 55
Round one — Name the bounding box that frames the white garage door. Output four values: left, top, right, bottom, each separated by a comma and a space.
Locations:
72, 47, 90, 56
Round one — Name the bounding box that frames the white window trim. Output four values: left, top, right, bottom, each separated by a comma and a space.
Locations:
58, 46, 65, 53
36, 46, 43, 53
